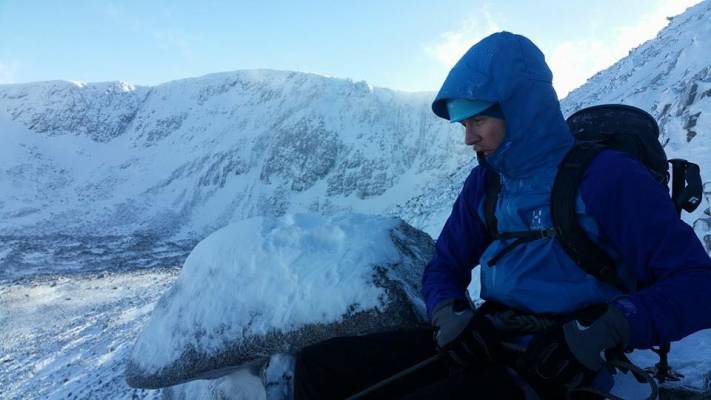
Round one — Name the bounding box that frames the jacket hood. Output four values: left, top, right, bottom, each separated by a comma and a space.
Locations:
432, 32, 573, 178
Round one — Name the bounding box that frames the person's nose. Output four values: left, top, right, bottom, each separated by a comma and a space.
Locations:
464, 122, 480, 146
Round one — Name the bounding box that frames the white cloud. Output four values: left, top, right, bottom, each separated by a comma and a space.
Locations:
0, 61, 18, 84
424, 1, 702, 98
423, 6, 501, 67
549, 0, 703, 97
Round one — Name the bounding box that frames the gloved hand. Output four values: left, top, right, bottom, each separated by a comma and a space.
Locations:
431, 299, 500, 366
520, 304, 631, 388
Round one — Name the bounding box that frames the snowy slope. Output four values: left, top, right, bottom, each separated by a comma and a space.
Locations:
0, 268, 178, 400
0, 70, 467, 243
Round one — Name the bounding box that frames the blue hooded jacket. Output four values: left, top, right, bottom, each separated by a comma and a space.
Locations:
423, 32, 711, 350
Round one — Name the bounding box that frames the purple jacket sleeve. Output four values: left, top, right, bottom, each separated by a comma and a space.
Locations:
581, 150, 711, 349
422, 166, 492, 319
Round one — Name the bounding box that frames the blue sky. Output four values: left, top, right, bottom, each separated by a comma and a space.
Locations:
0, 0, 702, 97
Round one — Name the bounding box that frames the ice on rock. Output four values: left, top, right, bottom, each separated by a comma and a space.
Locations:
125, 213, 433, 388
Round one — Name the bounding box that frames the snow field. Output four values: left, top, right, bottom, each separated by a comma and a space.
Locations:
0, 269, 178, 400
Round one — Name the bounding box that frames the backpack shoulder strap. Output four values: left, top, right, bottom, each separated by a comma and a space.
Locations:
551, 142, 629, 293
483, 168, 501, 239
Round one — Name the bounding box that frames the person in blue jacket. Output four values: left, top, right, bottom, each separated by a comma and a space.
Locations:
293, 31, 711, 399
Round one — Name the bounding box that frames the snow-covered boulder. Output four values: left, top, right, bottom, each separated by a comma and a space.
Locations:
125, 213, 434, 389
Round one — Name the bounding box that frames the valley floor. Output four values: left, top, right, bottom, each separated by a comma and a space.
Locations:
0, 268, 178, 400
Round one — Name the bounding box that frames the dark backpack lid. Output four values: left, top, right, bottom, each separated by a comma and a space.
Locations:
567, 104, 669, 184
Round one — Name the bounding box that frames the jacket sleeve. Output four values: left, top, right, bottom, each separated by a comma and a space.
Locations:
422, 166, 492, 320
581, 150, 711, 349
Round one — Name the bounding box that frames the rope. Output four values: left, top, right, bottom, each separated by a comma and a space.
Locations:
346, 312, 659, 400
344, 354, 442, 400
492, 312, 659, 400
487, 310, 559, 333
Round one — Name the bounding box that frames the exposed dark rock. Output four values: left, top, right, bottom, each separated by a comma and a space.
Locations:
685, 112, 702, 129
686, 83, 699, 107
687, 130, 698, 142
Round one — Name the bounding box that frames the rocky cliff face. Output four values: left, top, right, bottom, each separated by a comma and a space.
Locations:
0, 80, 149, 141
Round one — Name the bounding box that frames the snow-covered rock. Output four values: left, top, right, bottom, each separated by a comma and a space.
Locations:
125, 213, 433, 389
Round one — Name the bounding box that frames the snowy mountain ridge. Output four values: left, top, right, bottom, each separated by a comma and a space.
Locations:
0, 69, 468, 245
0, 80, 146, 142
1, 2, 710, 256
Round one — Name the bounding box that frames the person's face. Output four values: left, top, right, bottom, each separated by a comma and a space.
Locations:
463, 115, 506, 157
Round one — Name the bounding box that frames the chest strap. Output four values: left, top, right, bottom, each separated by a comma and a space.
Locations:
488, 228, 559, 266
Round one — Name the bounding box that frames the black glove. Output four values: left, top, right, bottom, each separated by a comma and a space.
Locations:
520, 305, 631, 389
431, 299, 500, 367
